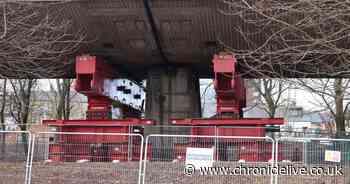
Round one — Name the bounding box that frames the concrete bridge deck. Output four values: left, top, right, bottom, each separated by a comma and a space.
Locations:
4, 0, 347, 79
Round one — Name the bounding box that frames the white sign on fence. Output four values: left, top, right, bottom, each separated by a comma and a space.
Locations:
325, 150, 341, 162
185, 147, 214, 169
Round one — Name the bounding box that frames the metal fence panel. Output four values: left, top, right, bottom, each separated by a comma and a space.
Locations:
143, 134, 275, 184
29, 132, 144, 184
276, 137, 350, 184
0, 131, 32, 184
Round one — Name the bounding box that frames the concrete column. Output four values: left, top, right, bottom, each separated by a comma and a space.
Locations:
145, 67, 201, 160
145, 66, 201, 128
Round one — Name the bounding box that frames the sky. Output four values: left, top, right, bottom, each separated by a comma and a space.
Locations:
38, 79, 54, 91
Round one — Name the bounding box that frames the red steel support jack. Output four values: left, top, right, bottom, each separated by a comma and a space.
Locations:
172, 52, 284, 161
213, 54, 246, 118
173, 52, 283, 128
43, 55, 154, 162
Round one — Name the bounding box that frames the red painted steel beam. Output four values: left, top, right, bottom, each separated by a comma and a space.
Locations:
171, 118, 284, 126
43, 119, 155, 127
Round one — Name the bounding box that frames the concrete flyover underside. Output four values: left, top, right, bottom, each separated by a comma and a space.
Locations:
6, 0, 349, 79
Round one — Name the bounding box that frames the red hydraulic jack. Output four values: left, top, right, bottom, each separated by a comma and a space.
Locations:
43, 55, 154, 162
171, 53, 284, 162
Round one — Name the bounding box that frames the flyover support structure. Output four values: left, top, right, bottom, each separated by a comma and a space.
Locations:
145, 67, 201, 134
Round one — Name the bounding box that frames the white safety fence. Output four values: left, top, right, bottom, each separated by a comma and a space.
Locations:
142, 134, 275, 184
275, 137, 350, 184
28, 132, 144, 184
1, 130, 350, 184
0, 131, 32, 184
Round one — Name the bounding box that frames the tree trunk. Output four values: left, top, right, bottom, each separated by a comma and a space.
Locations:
9, 79, 35, 155
334, 79, 346, 132
266, 96, 276, 118
0, 79, 7, 159
55, 79, 72, 120
64, 84, 71, 120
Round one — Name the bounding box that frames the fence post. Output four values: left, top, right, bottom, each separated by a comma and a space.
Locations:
138, 134, 144, 184
26, 133, 35, 184
274, 138, 279, 184
24, 132, 32, 184
142, 135, 150, 184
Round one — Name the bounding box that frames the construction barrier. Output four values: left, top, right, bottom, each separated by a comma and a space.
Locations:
1, 130, 350, 184
29, 132, 144, 184
142, 134, 275, 184
275, 137, 350, 184
0, 131, 32, 184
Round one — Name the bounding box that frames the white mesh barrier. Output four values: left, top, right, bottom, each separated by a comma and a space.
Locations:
275, 137, 350, 184
142, 134, 275, 184
29, 132, 144, 184
0, 131, 31, 184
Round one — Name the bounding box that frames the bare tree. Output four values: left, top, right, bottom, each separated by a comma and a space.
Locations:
49, 79, 75, 120
220, 0, 350, 78
0, 79, 7, 128
8, 79, 36, 152
9, 79, 37, 131
250, 79, 289, 118
219, 0, 350, 133
0, 1, 85, 78
297, 79, 350, 132
0, 79, 7, 158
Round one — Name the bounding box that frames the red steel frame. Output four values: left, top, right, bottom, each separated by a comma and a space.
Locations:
172, 52, 283, 131
74, 55, 116, 120
172, 53, 284, 161
43, 55, 154, 161
213, 54, 246, 118
43, 53, 284, 162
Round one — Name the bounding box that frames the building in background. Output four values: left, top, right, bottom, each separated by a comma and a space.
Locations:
0, 90, 88, 131
30, 90, 88, 123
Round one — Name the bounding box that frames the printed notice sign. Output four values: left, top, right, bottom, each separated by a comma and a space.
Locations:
185, 147, 214, 169
325, 150, 341, 162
